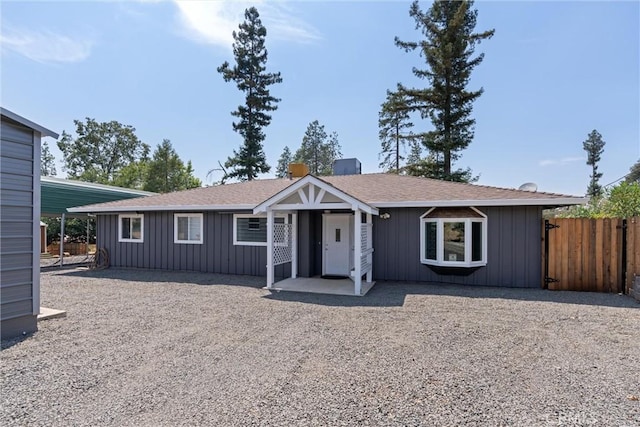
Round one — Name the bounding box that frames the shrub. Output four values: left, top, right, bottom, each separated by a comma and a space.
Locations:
549, 181, 640, 218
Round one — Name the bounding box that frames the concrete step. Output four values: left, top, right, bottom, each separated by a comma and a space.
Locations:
38, 307, 67, 321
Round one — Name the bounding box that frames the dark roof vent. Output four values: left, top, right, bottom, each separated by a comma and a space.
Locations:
332, 158, 361, 176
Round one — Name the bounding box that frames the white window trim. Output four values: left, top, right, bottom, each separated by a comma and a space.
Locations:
118, 214, 144, 243
419, 208, 487, 268
233, 213, 288, 247
174, 213, 204, 244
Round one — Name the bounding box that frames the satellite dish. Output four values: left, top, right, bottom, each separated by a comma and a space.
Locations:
518, 182, 538, 192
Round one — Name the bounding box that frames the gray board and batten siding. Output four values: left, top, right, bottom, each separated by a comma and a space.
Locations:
296, 207, 542, 287
1, 109, 58, 339
97, 211, 291, 280
372, 206, 543, 288
98, 205, 542, 288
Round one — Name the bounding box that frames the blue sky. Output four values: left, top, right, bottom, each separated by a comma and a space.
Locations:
2, 0, 638, 196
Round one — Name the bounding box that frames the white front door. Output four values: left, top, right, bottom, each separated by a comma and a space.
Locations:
323, 214, 351, 276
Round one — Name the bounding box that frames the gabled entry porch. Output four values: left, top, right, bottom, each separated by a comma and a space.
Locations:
254, 175, 378, 296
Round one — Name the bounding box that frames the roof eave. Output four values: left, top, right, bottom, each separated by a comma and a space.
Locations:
371, 198, 588, 208
1, 107, 59, 138
67, 204, 257, 213
68, 198, 587, 214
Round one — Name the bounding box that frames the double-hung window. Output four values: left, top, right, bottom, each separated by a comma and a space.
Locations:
174, 213, 203, 244
420, 207, 487, 267
119, 214, 144, 243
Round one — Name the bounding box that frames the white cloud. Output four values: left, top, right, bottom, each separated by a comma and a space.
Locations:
0, 26, 92, 64
172, 0, 320, 49
539, 156, 585, 167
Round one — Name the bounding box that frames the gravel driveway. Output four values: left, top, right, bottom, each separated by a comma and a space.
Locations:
2, 268, 639, 426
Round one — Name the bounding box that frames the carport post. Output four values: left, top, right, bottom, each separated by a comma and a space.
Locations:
59, 213, 65, 267
86, 217, 90, 256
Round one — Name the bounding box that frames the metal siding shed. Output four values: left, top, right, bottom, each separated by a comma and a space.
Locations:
1, 108, 57, 339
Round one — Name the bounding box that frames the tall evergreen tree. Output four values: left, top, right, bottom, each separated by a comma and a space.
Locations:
378, 87, 414, 173
41, 140, 57, 176
405, 140, 423, 167
395, 0, 494, 181
404, 155, 476, 182
326, 131, 341, 173
111, 140, 201, 191
294, 120, 342, 176
275, 146, 292, 178
582, 129, 606, 197
143, 139, 201, 193
217, 7, 282, 181
183, 161, 201, 188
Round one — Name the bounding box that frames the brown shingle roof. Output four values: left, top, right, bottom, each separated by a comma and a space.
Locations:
321, 174, 577, 204
69, 178, 296, 211
68, 173, 584, 213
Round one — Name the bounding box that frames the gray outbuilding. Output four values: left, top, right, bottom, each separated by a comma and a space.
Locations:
1, 108, 58, 339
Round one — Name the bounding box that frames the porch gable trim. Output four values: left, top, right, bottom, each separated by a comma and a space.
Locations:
253, 174, 378, 215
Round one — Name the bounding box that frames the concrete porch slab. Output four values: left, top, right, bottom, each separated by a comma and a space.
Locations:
265, 277, 375, 296
38, 307, 67, 321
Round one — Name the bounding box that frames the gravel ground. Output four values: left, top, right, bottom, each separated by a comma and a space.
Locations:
2, 268, 639, 426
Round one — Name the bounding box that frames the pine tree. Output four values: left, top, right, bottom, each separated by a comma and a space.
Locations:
143, 139, 202, 193
183, 161, 202, 189
217, 7, 282, 181
111, 139, 201, 191
41, 140, 57, 176
294, 120, 342, 175
405, 140, 423, 167
395, 0, 494, 181
582, 129, 606, 197
276, 146, 292, 178
378, 86, 414, 173
325, 131, 342, 174
404, 155, 476, 181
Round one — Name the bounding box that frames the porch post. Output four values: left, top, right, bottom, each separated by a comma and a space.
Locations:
291, 213, 298, 279
354, 209, 362, 295
266, 209, 274, 288
366, 212, 373, 283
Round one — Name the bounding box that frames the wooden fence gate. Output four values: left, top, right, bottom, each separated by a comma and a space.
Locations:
542, 217, 640, 293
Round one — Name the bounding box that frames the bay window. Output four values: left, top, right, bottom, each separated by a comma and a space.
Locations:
420, 208, 487, 267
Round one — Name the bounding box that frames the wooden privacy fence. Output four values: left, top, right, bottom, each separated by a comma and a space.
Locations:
47, 243, 90, 256
542, 217, 640, 293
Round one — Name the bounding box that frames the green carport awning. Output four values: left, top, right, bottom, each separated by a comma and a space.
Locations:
41, 176, 155, 217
